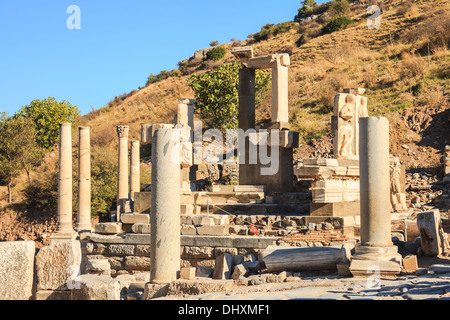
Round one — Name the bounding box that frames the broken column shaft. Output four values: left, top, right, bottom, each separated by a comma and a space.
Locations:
150, 128, 181, 284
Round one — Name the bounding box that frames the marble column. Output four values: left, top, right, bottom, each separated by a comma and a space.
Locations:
129, 140, 140, 200
271, 57, 289, 127
51, 123, 77, 243
150, 128, 181, 284
116, 125, 129, 220
76, 126, 92, 232
349, 117, 402, 276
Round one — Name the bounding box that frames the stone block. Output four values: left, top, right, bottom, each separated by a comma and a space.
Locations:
36, 240, 82, 291
142, 283, 169, 300
402, 255, 418, 273
86, 259, 111, 276
35, 290, 71, 300
124, 256, 151, 271
417, 210, 442, 256
310, 202, 360, 217
95, 222, 123, 235
196, 225, 229, 236
133, 192, 151, 214
337, 263, 352, 277
181, 224, 197, 235
213, 253, 233, 280
231, 264, 249, 280
71, 275, 120, 300
0, 241, 35, 300
135, 245, 150, 256
184, 246, 214, 259
180, 267, 196, 280
132, 223, 151, 234
121, 214, 150, 225
108, 244, 135, 256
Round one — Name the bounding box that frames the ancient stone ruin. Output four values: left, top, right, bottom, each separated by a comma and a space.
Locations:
0, 47, 449, 300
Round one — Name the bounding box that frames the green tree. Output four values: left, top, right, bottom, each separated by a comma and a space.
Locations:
0, 114, 43, 202
187, 62, 271, 131
297, 0, 319, 17
16, 97, 79, 150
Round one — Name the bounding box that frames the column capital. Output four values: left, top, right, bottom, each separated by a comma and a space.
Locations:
116, 125, 129, 139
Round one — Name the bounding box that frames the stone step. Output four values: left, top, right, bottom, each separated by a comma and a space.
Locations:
196, 203, 310, 216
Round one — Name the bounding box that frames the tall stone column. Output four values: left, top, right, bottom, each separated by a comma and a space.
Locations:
116, 125, 129, 221
150, 128, 181, 284
51, 123, 77, 243
349, 117, 402, 276
76, 126, 92, 232
271, 57, 289, 127
129, 140, 140, 200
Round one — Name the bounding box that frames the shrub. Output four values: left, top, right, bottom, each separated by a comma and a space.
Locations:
272, 22, 298, 35
90, 148, 118, 217
322, 15, 353, 33
329, 0, 350, 16
145, 70, 170, 86
206, 46, 227, 61
173, 69, 181, 77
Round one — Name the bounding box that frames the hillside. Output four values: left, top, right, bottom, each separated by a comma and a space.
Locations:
0, 0, 449, 247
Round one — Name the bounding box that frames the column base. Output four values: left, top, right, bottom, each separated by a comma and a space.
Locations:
50, 230, 78, 244
349, 245, 402, 276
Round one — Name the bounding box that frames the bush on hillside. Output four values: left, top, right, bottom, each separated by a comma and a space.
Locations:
322, 15, 353, 33
329, 0, 350, 16
206, 46, 227, 61
252, 22, 298, 43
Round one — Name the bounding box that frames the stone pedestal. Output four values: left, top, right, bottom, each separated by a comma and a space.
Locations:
150, 128, 181, 284
129, 140, 140, 202
76, 126, 92, 232
51, 123, 77, 243
349, 117, 402, 276
116, 126, 129, 221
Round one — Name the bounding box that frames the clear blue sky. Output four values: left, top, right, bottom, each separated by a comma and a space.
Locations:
0, 0, 307, 116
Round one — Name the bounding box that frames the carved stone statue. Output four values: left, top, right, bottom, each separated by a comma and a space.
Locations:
332, 89, 369, 160
389, 155, 408, 212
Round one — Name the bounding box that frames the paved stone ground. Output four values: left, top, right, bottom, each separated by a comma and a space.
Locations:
154, 261, 450, 301
164, 274, 450, 300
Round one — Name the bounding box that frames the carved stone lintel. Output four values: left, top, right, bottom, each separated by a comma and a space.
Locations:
116, 125, 129, 139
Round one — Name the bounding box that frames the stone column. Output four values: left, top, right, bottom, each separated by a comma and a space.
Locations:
150, 128, 181, 284
271, 57, 289, 127
116, 125, 129, 220
177, 98, 196, 190
129, 140, 140, 201
238, 66, 259, 186
76, 126, 92, 232
51, 123, 77, 243
349, 117, 402, 276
